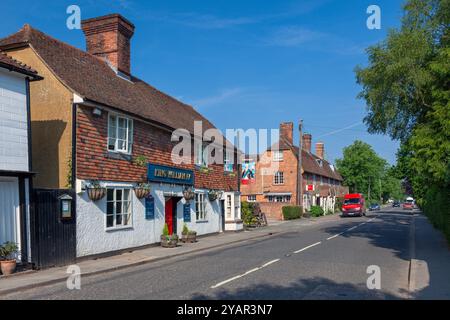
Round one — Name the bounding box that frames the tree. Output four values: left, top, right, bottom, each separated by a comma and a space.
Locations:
355, 0, 449, 241
336, 141, 401, 203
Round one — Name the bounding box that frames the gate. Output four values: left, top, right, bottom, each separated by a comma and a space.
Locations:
32, 189, 76, 268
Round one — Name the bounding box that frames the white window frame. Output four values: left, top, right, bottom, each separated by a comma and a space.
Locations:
195, 192, 207, 221
226, 194, 232, 219
268, 195, 291, 203
107, 113, 133, 154
195, 143, 208, 167
274, 171, 284, 185
272, 150, 284, 162
224, 149, 234, 172
106, 187, 133, 230
247, 195, 257, 202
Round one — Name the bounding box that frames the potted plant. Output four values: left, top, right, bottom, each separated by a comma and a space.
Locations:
181, 224, 197, 243
134, 182, 151, 199
208, 190, 219, 201
183, 187, 195, 201
0, 242, 19, 276
86, 180, 106, 201
160, 224, 178, 248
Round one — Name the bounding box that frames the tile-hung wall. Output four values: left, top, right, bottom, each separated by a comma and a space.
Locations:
76, 181, 221, 257
0, 68, 28, 172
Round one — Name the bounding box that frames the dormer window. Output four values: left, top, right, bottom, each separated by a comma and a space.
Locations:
108, 113, 133, 154
316, 159, 323, 167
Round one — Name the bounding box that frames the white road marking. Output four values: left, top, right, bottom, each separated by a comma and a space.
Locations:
294, 241, 322, 254
326, 233, 343, 240
348, 226, 357, 231
211, 259, 281, 289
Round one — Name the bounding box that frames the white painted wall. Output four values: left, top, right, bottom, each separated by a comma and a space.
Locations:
0, 68, 28, 172
76, 180, 221, 257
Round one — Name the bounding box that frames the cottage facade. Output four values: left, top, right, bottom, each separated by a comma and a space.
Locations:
0, 14, 242, 260
0, 52, 41, 263
241, 122, 348, 220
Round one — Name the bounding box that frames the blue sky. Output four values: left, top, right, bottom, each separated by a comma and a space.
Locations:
1, 0, 405, 164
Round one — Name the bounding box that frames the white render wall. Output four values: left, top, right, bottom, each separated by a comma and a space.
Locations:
76, 180, 222, 257
0, 68, 28, 172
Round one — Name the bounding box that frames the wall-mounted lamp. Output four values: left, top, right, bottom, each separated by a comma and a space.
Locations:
92, 107, 102, 117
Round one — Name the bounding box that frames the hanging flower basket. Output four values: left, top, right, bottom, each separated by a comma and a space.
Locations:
183, 187, 195, 201
134, 183, 151, 199
87, 187, 106, 201
208, 190, 219, 201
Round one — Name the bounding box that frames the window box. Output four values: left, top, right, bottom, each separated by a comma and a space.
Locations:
208, 190, 221, 201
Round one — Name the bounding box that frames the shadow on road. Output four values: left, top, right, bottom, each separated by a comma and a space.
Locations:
191, 277, 399, 300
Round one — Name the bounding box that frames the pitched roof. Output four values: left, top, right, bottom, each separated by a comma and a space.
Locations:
0, 25, 217, 134
0, 50, 40, 78
269, 137, 343, 181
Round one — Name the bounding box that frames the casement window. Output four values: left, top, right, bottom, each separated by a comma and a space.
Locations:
247, 195, 256, 202
224, 150, 233, 172
106, 188, 132, 229
108, 114, 133, 154
195, 193, 207, 221
274, 171, 284, 185
268, 195, 291, 203
195, 143, 208, 167
273, 151, 284, 161
226, 194, 232, 219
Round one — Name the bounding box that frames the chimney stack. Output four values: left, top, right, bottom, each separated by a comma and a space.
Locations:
316, 142, 324, 159
81, 14, 135, 76
302, 133, 312, 153
279, 122, 294, 145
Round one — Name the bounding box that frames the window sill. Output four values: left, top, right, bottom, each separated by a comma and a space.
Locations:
105, 225, 133, 232
196, 220, 209, 224
106, 151, 132, 162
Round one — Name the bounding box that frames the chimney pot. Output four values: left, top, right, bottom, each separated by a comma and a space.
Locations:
81, 14, 135, 76
279, 122, 294, 145
316, 142, 325, 159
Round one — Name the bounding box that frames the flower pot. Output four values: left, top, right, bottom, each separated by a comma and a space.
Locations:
160, 235, 178, 248
0, 259, 16, 276
134, 188, 151, 199
182, 232, 197, 243
87, 188, 106, 201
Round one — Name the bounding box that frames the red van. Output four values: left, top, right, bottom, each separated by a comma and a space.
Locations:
341, 194, 366, 217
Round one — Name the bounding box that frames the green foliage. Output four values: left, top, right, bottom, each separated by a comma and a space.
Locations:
335, 197, 344, 213
241, 201, 257, 226
282, 206, 302, 220
133, 155, 147, 167
0, 242, 18, 260
162, 224, 169, 237
326, 209, 334, 215
310, 206, 324, 217
182, 223, 189, 235
335, 141, 404, 203
356, 0, 450, 242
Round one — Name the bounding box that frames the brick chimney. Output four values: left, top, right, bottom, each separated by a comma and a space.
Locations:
316, 142, 324, 159
280, 122, 294, 145
302, 133, 312, 153
81, 14, 135, 76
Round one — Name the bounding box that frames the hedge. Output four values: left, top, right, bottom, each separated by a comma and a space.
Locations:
282, 206, 302, 220
422, 186, 450, 243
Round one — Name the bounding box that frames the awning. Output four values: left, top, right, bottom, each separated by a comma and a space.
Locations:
264, 193, 292, 197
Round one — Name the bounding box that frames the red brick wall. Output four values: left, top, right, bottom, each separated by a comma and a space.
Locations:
76, 105, 238, 190
259, 202, 286, 220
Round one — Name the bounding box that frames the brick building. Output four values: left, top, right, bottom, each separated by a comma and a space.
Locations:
241, 122, 348, 220
0, 14, 242, 259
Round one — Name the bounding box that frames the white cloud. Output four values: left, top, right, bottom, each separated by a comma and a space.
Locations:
265, 26, 325, 47
191, 88, 244, 108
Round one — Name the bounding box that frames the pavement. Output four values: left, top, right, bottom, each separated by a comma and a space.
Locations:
1, 207, 449, 300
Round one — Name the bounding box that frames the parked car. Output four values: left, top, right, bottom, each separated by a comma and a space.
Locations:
342, 194, 366, 217
393, 201, 401, 207
369, 203, 381, 211
403, 197, 414, 211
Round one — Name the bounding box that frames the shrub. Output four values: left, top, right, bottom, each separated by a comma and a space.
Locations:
282, 206, 302, 220
326, 209, 334, 215
422, 186, 450, 243
335, 197, 344, 213
0, 241, 18, 260
310, 206, 324, 217
162, 223, 169, 236
182, 223, 189, 235
241, 201, 256, 226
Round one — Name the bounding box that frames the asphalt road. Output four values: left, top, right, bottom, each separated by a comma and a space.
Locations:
2, 207, 416, 300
